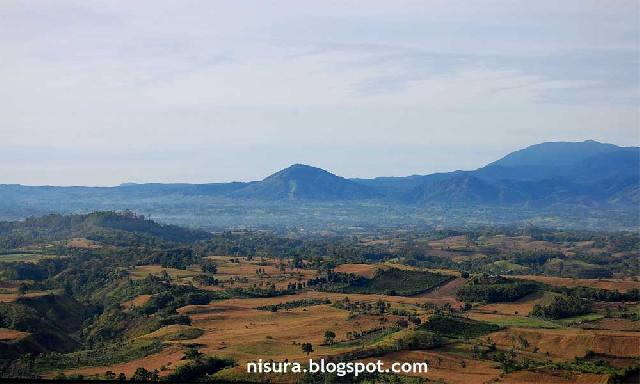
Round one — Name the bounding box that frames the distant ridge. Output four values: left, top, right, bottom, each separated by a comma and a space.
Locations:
0, 141, 638, 224
487, 140, 622, 168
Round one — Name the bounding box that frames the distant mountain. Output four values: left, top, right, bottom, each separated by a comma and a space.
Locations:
402, 174, 503, 204
232, 164, 381, 200
402, 175, 605, 207
350, 171, 465, 193
487, 140, 621, 168
0, 140, 637, 229
475, 141, 639, 183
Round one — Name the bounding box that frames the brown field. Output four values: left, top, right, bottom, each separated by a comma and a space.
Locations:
334, 263, 379, 278
577, 318, 640, 332
121, 294, 152, 310
487, 327, 640, 360
513, 275, 640, 292
498, 368, 609, 384
60, 345, 187, 378
0, 290, 58, 303
25, 255, 638, 382
375, 350, 502, 384
176, 290, 436, 365
481, 235, 559, 252
477, 291, 559, 316
204, 256, 320, 290
136, 325, 203, 342
66, 238, 102, 249
413, 277, 466, 306
0, 328, 29, 342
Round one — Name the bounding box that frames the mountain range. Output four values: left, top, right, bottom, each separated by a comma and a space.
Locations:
1, 140, 638, 228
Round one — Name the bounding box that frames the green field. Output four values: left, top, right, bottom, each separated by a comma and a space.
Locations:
477, 315, 561, 329
0, 253, 61, 263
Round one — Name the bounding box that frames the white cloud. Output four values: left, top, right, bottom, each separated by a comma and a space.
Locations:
0, 0, 637, 185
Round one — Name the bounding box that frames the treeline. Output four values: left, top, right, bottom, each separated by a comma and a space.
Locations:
421, 315, 500, 339
256, 298, 331, 312
548, 286, 640, 302
530, 295, 591, 319
456, 274, 540, 303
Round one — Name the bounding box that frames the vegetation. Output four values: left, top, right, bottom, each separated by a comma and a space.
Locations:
166, 356, 235, 382
456, 274, 540, 303
310, 268, 452, 296
256, 298, 331, 312
421, 315, 501, 339
530, 295, 592, 319
0, 212, 637, 382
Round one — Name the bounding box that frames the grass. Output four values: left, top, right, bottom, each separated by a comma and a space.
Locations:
556, 313, 604, 326
137, 325, 204, 342
232, 339, 299, 356
256, 298, 330, 312
330, 327, 400, 349
476, 314, 561, 329
0, 253, 62, 263
34, 338, 165, 372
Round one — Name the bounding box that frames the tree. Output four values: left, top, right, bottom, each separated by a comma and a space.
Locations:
131, 367, 151, 381
201, 260, 217, 274
301, 343, 314, 356
324, 330, 336, 344
104, 371, 116, 380
118, 373, 126, 381
184, 347, 203, 360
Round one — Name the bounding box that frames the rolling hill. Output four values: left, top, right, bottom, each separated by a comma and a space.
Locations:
231, 164, 381, 200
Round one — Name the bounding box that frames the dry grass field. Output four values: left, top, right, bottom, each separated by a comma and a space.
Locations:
513, 275, 640, 292
373, 350, 502, 384
121, 294, 152, 310
413, 277, 466, 306
0, 328, 29, 342
65, 256, 638, 381
179, 290, 430, 363
476, 291, 559, 316
66, 238, 102, 249
61, 345, 187, 378
24, 254, 639, 382
487, 327, 640, 360
498, 369, 609, 384
334, 263, 379, 278
0, 290, 59, 303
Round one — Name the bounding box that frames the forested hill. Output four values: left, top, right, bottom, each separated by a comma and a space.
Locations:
0, 211, 211, 248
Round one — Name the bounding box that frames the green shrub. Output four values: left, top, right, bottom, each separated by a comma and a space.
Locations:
421, 315, 500, 339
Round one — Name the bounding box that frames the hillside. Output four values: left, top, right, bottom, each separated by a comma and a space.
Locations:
231, 164, 381, 200
0, 211, 211, 248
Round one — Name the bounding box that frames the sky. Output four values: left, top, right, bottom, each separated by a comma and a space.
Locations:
1, 0, 638, 186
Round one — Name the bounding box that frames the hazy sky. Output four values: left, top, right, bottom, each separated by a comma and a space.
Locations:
1, 0, 638, 185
